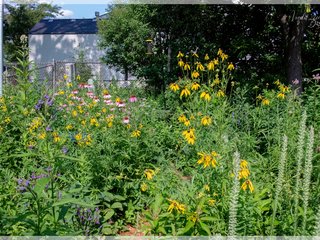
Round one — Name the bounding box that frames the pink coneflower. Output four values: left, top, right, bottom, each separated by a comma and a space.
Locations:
72, 90, 79, 94
104, 99, 113, 105
78, 83, 86, 89
87, 92, 94, 97
129, 95, 138, 102
116, 101, 126, 107
85, 84, 94, 89
123, 116, 130, 124
93, 97, 100, 102
103, 94, 112, 99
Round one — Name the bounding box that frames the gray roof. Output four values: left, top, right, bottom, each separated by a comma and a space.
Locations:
29, 18, 98, 35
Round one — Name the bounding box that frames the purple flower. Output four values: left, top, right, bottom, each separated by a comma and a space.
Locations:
62, 146, 68, 154
46, 126, 52, 131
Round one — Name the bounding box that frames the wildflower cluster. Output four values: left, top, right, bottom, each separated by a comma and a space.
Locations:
239, 159, 254, 193
167, 199, 186, 214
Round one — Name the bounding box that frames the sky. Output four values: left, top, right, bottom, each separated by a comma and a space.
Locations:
57, 4, 109, 19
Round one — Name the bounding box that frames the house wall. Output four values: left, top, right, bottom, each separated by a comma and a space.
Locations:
28, 34, 133, 82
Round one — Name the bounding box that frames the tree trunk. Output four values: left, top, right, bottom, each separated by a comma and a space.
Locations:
288, 15, 306, 94
283, 13, 307, 95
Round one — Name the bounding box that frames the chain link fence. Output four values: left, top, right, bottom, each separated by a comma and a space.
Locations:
4, 61, 145, 90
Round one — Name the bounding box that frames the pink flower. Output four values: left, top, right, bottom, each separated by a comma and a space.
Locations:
103, 94, 112, 99
123, 117, 130, 124
129, 95, 138, 103
71, 90, 79, 94
84, 84, 94, 89
93, 97, 100, 102
87, 92, 94, 97
104, 99, 113, 105
116, 101, 126, 107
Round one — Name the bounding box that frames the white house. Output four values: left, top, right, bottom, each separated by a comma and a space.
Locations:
28, 18, 132, 84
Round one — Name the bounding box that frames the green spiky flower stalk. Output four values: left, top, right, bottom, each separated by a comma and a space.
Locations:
293, 110, 307, 235
271, 134, 288, 235
228, 151, 240, 239
302, 126, 314, 234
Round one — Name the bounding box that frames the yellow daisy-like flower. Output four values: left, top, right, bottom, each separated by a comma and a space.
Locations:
197, 152, 218, 168
277, 92, 285, 99
240, 159, 248, 169
221, 53, 228, 61
90, 118, 99, 127
204, 184, 210, 192
178, 114, 188, 123
216, 90, 225, 98
167, 199, 186, 214
274, 79, 280, 86
201, 116, 212, 126
241, 179, 254, 193
178, 59, 185, 68
4, 117, 11, 124
227, 63, 235, 71
262, 98, 270, 106
184, 63, 191, 71
213, 78, 220, 85
38, 132, 46, 140
140, 183, 148, 192
66, 124, 73, 130
191, 70, 200, 79
204, 54, 210, 61
192, 52, 199, 58
75, 133, 82, 141
182, 128, 196, 145
200, 92, 211, 102
217, 48, 223, 56
207, 61, 215, 71
131, 130, 141, 138
76, 75, 81, 81
239, 168, 250, 180
180, 88, 191, 98
279, 85, 289, 93
169, 83, 180, 92
208, 199, 216, 206
196, 63, 205, 72
184, 120, 191, 127
177, 51, 184, 58
144, 169, 155, 180
191, 82, 200, 91
72, 110, 78, 117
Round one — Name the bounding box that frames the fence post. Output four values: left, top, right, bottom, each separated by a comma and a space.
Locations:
52, 59, 56, 93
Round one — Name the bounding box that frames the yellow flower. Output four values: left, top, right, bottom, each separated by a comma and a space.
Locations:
4, 117, 11, 124
188, 212, 198, 223
239, 168, 250, 180
213, 78, 220, 85
76, 75, 81, 81
180, 88, 191, 98
204, 184, 210, 192
85, 135, 92, 145
274, 79, 280, 86
90, 118, 99, 127
167, 199, 186, 214
279, 85, 289, 93
184, 63, 191, 71
81, 120, 86, 126
140, 183, 148, 192
191, 82, 200, 91
169, 83, 180, 92
221, 53, 228, 61
131, 130, 141, 138
197, 152, 218, 168
63, 74, 68, 80
207, 61, 215, 71
262, 98, 270, 106
191, 70, 200, 79
208, 199, 216, 206
177, 51, 184, 58
217, 48, 223, 56
200, 91, 211, 102
227, 63, 235, 71
144, 169, 155, 180
216, 90, 225, 98
75, 133, 82, 141
67, 82, 73, 87
182, 128, 196, 145
38, 132, 46, 140
213, 58, 219, 65
196, 62, 205, 71
184, 120, 191, 127
204, 54, 210, 61
72, 110, 78, 117
178, 114, 188, 123
178, 59, 185, 68
66, 124, 73, 130
240, 159, 248, 169
201, 116, 212, 126
192, 52, 199, 58
241, 179, 254, 193
277, 92, 285, 99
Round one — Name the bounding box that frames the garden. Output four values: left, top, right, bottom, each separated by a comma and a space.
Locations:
0, 42, 319, 237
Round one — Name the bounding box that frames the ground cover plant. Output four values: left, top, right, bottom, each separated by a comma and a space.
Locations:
0, 43, 319, 236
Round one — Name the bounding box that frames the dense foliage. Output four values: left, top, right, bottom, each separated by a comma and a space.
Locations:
0, 44, 319, 236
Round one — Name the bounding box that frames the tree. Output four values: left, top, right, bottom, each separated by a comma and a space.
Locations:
98, 5, 150, 81
4, 3, 61, 62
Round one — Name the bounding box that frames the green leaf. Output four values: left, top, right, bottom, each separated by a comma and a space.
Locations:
177, 220, 195, 235
33, 177, 50, 196
104, 209, 115, 221
199, 220, 211, 235
200, 216, 217, 222
53, 198, 96, 208
110, 202, 123, 210
56, 155, 86, 163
